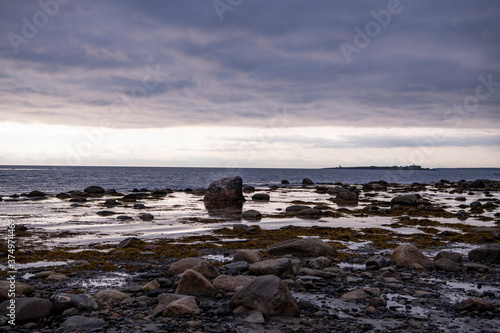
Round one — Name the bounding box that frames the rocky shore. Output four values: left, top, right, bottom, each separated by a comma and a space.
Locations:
0, 177, 499, 332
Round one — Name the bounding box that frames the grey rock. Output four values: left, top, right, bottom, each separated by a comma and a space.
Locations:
391, 244, 433, 269
203, 176, 245, 202
167, 257, 218, 278
229, 275, 299, 316
233, 249, 262, 264
213, 275, 253, 292
434, 258, 462, 272
175, 269, 216, 297
252, 193, 270, 201
285, 205, 311, 214
226, 261, 249, 272
366, 255, 391, 270
96, 210, 116, 216
84, 186, 105, 194
61, 315, 107, 331
116, 237, 143, 249
391, 194, 421, 206
302, 178, 314, 185
249, 258, 294, 278
0, 281, 35, 303
295, 208, 322, 218
139, 213, 154, 221
241, 210, 262, 220
468, 246, 500, 264
0, 298, 52, 323
244, 312, 265, 324
266, 238, 334, 257
50, 294, 99, 312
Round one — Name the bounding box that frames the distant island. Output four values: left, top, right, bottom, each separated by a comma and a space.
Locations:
324, 165, 432, 170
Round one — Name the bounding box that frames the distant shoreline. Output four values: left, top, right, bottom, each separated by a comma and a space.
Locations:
323, 165, 433, 171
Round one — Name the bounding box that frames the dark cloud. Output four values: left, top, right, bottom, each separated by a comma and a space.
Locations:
0, 0, 499, 133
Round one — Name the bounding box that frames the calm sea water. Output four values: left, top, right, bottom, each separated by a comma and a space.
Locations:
0, 165, 499, 195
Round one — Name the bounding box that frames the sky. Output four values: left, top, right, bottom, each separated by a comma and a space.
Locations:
0, 0, 499, 168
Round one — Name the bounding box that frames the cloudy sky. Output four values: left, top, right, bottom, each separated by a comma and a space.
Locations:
0, 0, 499, 168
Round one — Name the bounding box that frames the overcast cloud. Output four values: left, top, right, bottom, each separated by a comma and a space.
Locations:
0, 0, 499, 167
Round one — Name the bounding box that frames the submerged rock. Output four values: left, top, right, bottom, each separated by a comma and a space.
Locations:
229, 275, 300, 316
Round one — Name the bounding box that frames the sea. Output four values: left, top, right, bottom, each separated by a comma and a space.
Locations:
1, 165, 499, 196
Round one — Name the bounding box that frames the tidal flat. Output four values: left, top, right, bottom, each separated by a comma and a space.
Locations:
0, 179, 499, 332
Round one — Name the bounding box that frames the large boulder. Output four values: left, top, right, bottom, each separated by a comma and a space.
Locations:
0, 281, 35, 303
468, 246, 500, 264
229, 275, 299, 316
167, 258, 217, 278
265, 238, 334, 257
203, 176, 245, 203
391, 244, 433, 269
391, 194, 422, 206
249, 259, 294, 278
175, 269, 216, 297
0, 298, 52, 323
84, 186, 105, 194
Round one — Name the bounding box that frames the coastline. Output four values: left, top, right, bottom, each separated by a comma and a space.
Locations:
0, 178, 499, 331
